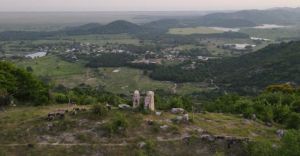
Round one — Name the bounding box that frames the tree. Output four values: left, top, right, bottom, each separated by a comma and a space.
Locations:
26, 66, 33, 72
0, 89, 9, 110
0, 61, 49, 105
286, 113, 300, 129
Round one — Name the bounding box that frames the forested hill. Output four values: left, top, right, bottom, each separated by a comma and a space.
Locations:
212, 41, 300, 91
150, 41, 300, 93
151, 7, 300, 28
0, 20, 147, 40
63, 20, 145, 35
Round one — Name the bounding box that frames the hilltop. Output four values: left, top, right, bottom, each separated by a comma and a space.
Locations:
64, 20, 144, 35
0, 104, 278, 156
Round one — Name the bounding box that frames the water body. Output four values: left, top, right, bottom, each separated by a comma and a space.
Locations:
253, 24, 291, 29
209, 27, 240, 32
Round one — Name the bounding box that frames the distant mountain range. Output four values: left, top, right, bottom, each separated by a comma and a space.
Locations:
1, 8, 300, 40
197, 7, 300, 26
161, 7, 300, 28
66, 7, 300, 32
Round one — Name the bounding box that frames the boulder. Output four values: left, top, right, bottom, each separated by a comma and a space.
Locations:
201, 134, 215, 141
118, 104, 131, 110
183, 114, 189, 122
176, 116, 183, 121
138, 141, 146, 148
276, 129, 285, 138
106, 104, 112, 110
160, 125, 169, 130
171, 108, 185, 114
155, 112, 162, 116
172, 116, 184, 123
265, 122, 273, 127
147, 120, 154, 125
251, 114, 257, 121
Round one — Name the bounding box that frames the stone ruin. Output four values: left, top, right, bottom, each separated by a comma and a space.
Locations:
132, 90, 155, 111
144, 91, 155, 111
132, 90, 140, 108
47, 107, 87, 121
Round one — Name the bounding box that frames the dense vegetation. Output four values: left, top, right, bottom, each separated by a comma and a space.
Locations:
206, 84, 300, 129
246, 129, 300, 156
52, 84, 128, 105
202, 84, 300, 156
85, 53, 136, 68
0, 61, 49, 106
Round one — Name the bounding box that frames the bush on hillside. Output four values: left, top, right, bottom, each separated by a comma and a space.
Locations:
92, 104, 108, 117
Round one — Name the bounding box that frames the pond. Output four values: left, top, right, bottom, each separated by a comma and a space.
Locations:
253, 24, 291, 29
209, 27, 240, 32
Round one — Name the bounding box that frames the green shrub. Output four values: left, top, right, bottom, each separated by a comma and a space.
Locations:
53, 93, 68, 104
82, 96, 97, 105
104, 113, 129, 135
245, 140, 274, 156
92, 104, 108, 117
246, 130, 300, 156
277, 130, 300, 156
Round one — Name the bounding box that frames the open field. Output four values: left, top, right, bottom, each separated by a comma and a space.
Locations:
54, 67, 208, 95
240, 26, 300, 41
16, 56, 86, 77
168, 27, 224, 35
15, 56, 207, 95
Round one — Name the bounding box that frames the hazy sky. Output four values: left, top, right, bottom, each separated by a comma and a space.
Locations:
0, 0, 299, 11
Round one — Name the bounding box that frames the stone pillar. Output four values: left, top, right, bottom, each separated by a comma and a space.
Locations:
132, 90, 140, 108
144, 91, 155, 111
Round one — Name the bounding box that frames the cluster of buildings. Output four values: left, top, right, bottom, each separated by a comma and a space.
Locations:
223, 43, 256, 51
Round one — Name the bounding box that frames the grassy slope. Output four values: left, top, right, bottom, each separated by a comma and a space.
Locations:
16, 55, 85, 77
0, 104, 279, 156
